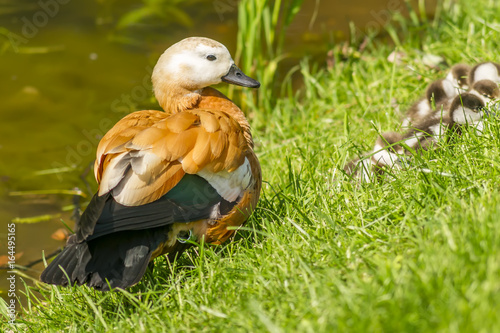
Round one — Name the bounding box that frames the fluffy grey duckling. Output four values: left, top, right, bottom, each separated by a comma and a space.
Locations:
346, 93, 488, 182
403, 93, 488, 150
402, 78, 457, 128
445, 63, 471, 91
403, 64, 473, 128
469, 79, 500, 105
344, 132, 404, 182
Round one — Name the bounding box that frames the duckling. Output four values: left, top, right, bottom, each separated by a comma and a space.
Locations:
400, 114, 447, 152
445, 63, 471, 91
391, 94, 485, 157
372, 132, 404, 168
41, 37, 262, 291
348, 94, 487, 183
469, 79, 500, 105
469, 62, 500, 84
447, 92, 488, 134
345, 132, 404, 182
402, 93, 487, 150
402, 78, 456, 127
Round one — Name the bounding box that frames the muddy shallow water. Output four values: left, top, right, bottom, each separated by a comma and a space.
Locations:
0, 0, 435, 300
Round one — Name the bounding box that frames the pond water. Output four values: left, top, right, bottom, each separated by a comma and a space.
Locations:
0, 0, 436, 300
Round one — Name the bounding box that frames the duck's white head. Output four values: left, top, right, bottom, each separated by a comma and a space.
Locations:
152, 37, 260, 93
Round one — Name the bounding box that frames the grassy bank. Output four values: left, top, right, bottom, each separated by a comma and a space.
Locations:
2, 0, 500, 331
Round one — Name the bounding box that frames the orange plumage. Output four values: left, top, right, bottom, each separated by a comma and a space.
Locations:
95, 89, 256, 207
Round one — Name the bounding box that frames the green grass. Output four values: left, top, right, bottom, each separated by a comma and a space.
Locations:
3, 0, 500, 331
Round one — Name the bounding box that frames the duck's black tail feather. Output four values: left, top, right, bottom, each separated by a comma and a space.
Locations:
40, 227, 168, 291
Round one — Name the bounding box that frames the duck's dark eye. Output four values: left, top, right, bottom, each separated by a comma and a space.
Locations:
206, 55, 217, 61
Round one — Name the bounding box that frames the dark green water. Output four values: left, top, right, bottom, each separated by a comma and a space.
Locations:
0, 0, 436, 300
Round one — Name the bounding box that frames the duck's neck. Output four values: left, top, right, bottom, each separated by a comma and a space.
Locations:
155, 85, 253, 147
155, 82, 202, 114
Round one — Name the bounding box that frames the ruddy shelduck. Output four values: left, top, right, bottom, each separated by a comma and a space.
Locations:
41, 37, 262, 291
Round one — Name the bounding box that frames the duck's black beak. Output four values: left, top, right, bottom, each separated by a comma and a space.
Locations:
221, 64, 260, 88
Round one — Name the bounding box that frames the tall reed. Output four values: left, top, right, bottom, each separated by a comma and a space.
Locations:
230, 0, 304, 112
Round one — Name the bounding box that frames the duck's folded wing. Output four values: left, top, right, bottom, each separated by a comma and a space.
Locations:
77, 174, 234, 242
76, 109, 252, 241
94, 110, 168, 183
95, 109, 249, 204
